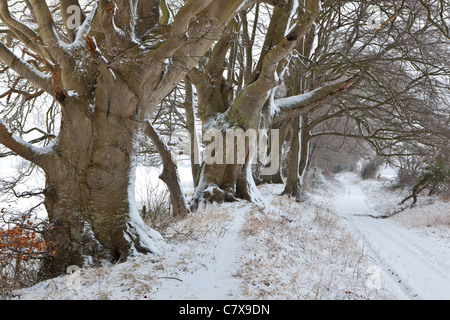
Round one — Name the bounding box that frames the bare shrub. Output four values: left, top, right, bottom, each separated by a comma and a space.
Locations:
0, 208, 52, 299
140, 180, 173, 234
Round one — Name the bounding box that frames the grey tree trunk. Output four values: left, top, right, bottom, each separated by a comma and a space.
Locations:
283, 117, 301, 198
190, 144, 256, 210
283, 115, 311, 200
144, 121, 189, 218
40, 92, 161, 276
184, 79, 201, 188
261, 120, 289, 184
298, 115, 311, 184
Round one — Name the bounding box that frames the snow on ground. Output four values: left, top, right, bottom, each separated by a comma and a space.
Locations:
309, 171, 450, 300
9, 168, 450, 300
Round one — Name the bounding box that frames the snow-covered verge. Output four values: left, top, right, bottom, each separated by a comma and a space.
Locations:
238, 184, 394, 300
12, 178, 397, 300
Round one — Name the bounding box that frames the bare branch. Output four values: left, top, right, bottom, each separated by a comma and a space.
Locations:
0, 41, 53, 95
273, 72, 363, 124
143, 120, 189, 217
28, 0, 61, 45
418, 0, 450, 40
0, 119, 49, 166
22, 48, 66, 102
0, 0, 42, 54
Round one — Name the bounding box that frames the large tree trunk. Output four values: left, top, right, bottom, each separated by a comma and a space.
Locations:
189, 122, 264, 209
41, 157, 161, 277
190, 160, 260, 210
41, 167, 157, 277
40, 88, 162, 277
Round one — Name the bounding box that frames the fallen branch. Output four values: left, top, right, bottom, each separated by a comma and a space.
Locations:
157, 276, 183, 282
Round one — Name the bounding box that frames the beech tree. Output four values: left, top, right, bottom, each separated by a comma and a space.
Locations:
187, 0, 361, 208
0, 0, 263, 277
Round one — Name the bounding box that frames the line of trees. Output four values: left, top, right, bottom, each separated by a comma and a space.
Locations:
0, 0, 448, 278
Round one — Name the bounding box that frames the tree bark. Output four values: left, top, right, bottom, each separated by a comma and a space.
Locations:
282, 114, 311, 201
190, 158, 259, 210
144, 121, 189, 218
283, 117, 301, 198
261, 120, 289, 184
298, 115, 311, 183
184, 79, 201, 188
38, 83, 163, 277
41, 144, 161, 277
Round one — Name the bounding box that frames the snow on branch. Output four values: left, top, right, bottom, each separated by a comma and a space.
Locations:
0, 119, 51, 166
272, 72, 362, 124
70, 2, 98, 48
0, 42, 53, 96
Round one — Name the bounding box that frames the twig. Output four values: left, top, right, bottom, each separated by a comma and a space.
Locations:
157, 276, 183, 282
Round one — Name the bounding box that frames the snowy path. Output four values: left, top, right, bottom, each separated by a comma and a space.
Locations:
151, 202, 248, 299
331, 173, 450, 300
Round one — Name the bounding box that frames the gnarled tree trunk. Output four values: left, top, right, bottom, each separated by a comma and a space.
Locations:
188, 1, 320, 208
40, 86, 162, 276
